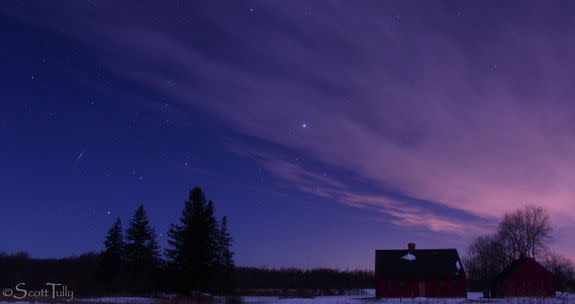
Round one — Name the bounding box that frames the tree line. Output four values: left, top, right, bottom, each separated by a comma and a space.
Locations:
1, 185, 376, 297
235, 267, 373, 292
97, 186, 235, 295
0, 252, 375, 297
9, 195, 573, 295
464, 205, 575, 291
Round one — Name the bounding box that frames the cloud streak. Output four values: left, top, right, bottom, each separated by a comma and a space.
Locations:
232, 144, 490, 235
5, 1, 575, 244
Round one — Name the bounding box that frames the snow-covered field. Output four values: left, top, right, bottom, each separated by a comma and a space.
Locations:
241, 292, 574, 304
2, 291, 575, 304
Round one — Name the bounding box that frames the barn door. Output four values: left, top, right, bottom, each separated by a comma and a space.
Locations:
418, 281, 426, 297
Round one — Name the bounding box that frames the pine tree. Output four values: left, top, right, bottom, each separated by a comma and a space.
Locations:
165, 188, 202, 267
98, 218, 126, 281
105, 218, 125, 259
217, 216, 234, 269
125, 205, 160, 290
216, 216, 235, 293
204, 200, 220, 268
166, 187, 221, 292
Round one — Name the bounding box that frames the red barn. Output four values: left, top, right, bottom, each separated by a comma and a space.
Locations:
490, 258, 555, 297
375, 243, 467, 298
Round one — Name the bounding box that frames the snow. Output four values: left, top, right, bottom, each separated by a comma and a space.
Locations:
557, 292, 575, 298
401, 253, 416, 261
4, 292, 575, 304
466, 292, 484, 300
242, 292, 575, 304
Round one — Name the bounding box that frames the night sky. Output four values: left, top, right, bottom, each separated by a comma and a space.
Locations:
2, 1, 575, 269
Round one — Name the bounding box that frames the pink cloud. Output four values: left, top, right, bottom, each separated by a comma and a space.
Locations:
231, 145, 489, 235
118, 31, 575, 227
5, 1, 575, 252
59, 4, 575, 241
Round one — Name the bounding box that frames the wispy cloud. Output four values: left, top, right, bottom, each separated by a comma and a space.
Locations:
5, 1, 575, 243
231, 144, 490, 235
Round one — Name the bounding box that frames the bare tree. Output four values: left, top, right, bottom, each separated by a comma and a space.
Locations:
465, 205, 554, 287
497, 205, 552, 260
543, 252, 575, 292
464, 234, 508, 282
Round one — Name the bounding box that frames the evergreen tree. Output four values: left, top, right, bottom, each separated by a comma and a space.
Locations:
204, 200, 220, 267
105, 218, 125, 259
217, 216, 234, 269
125, 205, 160, 290
97, 218, 126, 281
216, 216, 235, 293
166, 187, 221, 292
165, 188, 202, 267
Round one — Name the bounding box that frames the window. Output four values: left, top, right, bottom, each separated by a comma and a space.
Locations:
387, 280, 393, 292
400, 281, 406, 292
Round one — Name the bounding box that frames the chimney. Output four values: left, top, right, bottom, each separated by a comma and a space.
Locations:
408, 243, 416, 252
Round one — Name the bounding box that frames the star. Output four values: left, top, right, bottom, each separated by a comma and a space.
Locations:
301, 122, 310, 129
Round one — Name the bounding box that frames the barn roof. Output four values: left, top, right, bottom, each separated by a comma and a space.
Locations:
375, 246, 465, 278
493, 258, 550, 283
493, 258, 530, 283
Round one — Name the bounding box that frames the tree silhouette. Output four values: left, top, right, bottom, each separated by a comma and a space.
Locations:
498, 205, 552, 260
125, 205, 160, 291
465, 205, 554, 287
166, 187, 226, 292
97, 218, 126, 282
218, 216, 234, 270
216, 216, 235, 293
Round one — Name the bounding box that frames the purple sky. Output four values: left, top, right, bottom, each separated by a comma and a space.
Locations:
2, 1, 575, 268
